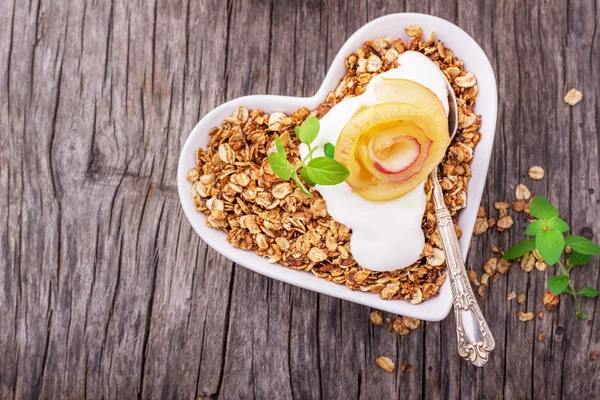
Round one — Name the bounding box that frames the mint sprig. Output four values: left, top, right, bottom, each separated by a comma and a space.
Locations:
503, 195, 600, 319
269, 117, 349, 197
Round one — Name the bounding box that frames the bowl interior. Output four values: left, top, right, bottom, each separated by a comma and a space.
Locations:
177, 13, 497, 321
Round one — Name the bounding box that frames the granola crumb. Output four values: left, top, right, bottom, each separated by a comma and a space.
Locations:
393, 318, 410, 336
520, 253, 535, 272
477, 206, 486, 218
543, 290, 560, 311
497, 216, 514, 231
518, 293, 527, 305
564, 88, 583, 106
488, 218, 497, 228
538, 333, 546, 342
473, 217, 489, 235
507, 291, 517, 301
515, 184, 532, 200
376, 356, 396, 373
511, 200, 526, 212
491, 246, 503, 254
528, 166, 545, 180
535, 261, 547, 272
467, 270, 480, 286
371, 310, 383, 326
494, 201, 509, 218
401, 361, 413, 373
477, 285, 486, 297
518, 311, 535, 322
537, 311, 544, 319
402, 316, 421, 330
591, 350, 598, 361
497, 259, 510, 274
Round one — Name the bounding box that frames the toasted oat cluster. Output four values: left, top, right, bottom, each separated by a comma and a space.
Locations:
189, 26, 482, 303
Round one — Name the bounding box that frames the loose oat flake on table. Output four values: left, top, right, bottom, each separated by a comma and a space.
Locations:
188, 26, 482, 303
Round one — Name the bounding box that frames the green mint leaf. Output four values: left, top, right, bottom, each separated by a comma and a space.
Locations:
535, 228, 565, 265
299, 167, 316, 186
305, 157, 350, 186
548, 275, 569, 295
274, 135, 286, 156
324, 143, 335, 159
526, 220, 545, 236
580, 286, 599, 298
503, 239, 536, 260
268, 152, 294, 181
547, 216, 570, 233
568, 251, 593, 266
529, 195, 559, 221
294, 126, 301, 139
576, 311, 588, 320
291, 171, 312, 197
565, 235, 600, 255
297, 116, 320, 145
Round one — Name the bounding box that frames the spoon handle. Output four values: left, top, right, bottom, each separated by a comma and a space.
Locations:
431, 171, 495, 367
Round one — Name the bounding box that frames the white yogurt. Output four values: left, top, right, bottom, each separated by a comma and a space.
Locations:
299, 51, 448, 272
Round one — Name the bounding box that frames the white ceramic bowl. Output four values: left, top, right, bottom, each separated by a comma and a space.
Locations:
177, 13, 497, 321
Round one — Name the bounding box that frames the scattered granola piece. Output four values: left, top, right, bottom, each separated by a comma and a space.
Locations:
507, 292, 517, 301
488, 218, 497, 228
591, 350, 598, 361
518, 311, 535, 322
515, 184, 532, 200
483, 258, 498, 275
386, 318, 393, 333
511, 200, 526, 212
473, 217, 489, 235
518, 293, 527, 305
521, 253, 535, 272
537, 311, 544, 319
477, 206, 486, 218
371, 310, 383, 326
532, 250, 543, 262
477, 285, 485, 297
538, 333, 546, 342
494, 201, 509, 218
402, 316, 421, 330
467, 270, 480, 286
480, 273, 490, 287
497, 259, 510, 274
393, 318, 410, 336
535, 261, 547, 272
528, 166, 545, 180
543, 290, 560, 311
376, 356, 396, 373
497, 216, 514, 231
565, 245, 572, 254
564, 88, 583, 106
524, 201, 533, 218
492, 246, 503, 254
401, 361, 413, 373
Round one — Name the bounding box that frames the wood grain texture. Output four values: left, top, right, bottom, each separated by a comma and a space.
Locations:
1, 0, 599, 399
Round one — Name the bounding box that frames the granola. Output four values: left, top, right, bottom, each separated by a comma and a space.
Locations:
190, 27, 482, 302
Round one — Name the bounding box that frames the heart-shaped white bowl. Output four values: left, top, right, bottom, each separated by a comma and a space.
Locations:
178, 13, 497, 321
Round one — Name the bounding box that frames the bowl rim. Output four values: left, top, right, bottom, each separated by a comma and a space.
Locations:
177, 12, 498, 321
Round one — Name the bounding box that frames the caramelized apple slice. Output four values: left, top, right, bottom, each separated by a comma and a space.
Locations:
335, 79, 449, 201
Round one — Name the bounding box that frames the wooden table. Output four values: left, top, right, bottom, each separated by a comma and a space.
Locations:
2, 0, 599, 398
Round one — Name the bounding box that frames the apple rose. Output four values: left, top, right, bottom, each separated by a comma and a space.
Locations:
334, 79, 450, 201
